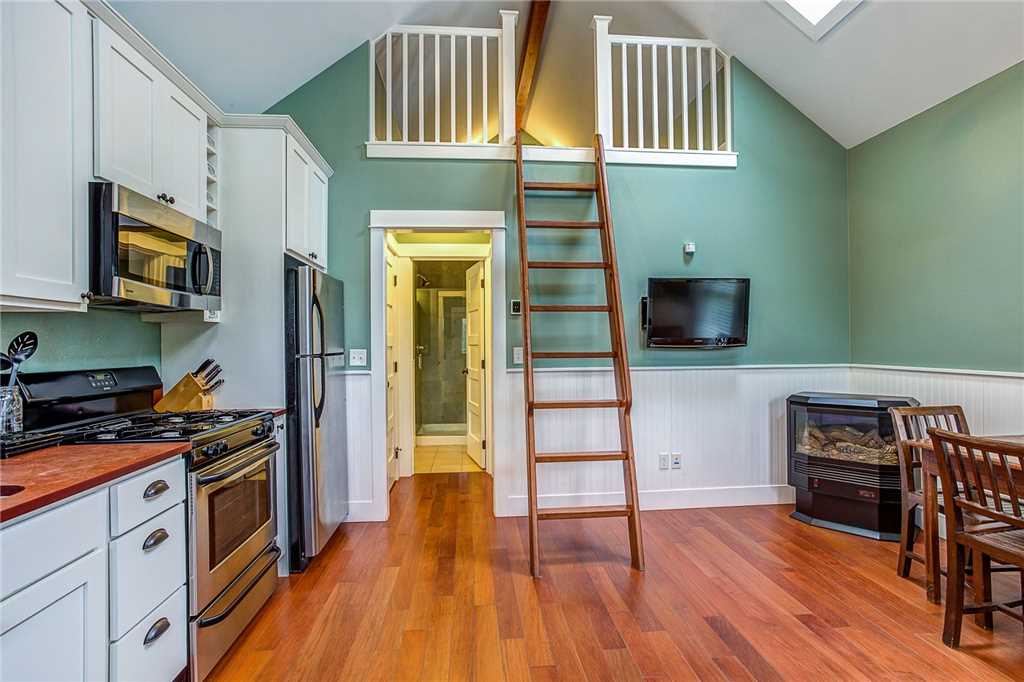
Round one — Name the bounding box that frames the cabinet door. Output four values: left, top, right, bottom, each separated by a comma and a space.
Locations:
155, 80, 206, 221
285, 135, 310, 259
0, 549, 108, 682
0, 0, 91, 309
308, 167, 328, 271
93, 20, 160, 199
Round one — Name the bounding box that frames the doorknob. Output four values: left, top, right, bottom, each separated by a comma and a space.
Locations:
462, 368, 469, 375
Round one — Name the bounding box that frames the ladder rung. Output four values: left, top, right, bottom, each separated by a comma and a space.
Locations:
536, 451, 627, 463
530, 304, 610, 313
528, 261, 607, 270
533, 351, 615, 359
530, 399, 622, 410
537, 505, 632, 520
526, 220, 602, 230
523, 181, 597, 192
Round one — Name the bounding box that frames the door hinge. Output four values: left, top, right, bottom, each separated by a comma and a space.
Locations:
393, 275, 398, 287
482, 439, 487, 450
481, 359, 485, 370
480, 278, 485, 289
393, 361, 398, 372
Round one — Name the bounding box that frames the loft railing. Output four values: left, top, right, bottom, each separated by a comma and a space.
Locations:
592, 16, 733, 154
368, 11, 518, 146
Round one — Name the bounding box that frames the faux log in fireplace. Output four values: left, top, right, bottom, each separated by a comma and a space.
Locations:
787, 392, 918, 541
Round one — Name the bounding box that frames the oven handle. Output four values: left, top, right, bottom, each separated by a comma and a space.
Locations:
196, 440, 279, 485
196, 545, 281, 629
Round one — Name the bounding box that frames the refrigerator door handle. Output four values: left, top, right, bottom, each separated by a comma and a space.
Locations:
314, 355, 326, 426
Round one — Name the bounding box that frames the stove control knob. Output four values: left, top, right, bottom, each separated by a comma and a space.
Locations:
252, 425, 265, 437
201, 446, 211, 456
218, 442, 228, 455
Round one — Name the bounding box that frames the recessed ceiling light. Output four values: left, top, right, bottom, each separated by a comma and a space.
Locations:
769, 0, 864, 41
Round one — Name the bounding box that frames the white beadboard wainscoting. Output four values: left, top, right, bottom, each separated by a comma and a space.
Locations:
492, 365, 850, 517
340, 364, 1022, 521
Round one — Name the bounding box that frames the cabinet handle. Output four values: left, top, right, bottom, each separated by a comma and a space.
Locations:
143, 617, 171, 647
143, 479, 170, 500
80, 291, 94, 301
142, 528, 169, 551
168, 196, 175, 205
157, 192, 169, 202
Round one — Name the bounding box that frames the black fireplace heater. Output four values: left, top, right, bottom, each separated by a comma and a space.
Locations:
787, 392, 918, 541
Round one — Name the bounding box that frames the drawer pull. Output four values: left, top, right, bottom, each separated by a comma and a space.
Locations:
143, 479, 170, 500
143, 617, 171, 646
142, 528, 169, 552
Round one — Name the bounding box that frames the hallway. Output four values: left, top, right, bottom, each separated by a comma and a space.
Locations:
208, 473, 1024, 681
414, 445, 484, 474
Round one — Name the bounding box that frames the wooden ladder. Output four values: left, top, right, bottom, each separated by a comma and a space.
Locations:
514, 131, 645, 578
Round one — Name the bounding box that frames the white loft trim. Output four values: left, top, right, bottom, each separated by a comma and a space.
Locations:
365, 142, 738, 167
505, 363, 1024, 380
849, 364, 1024, 380
768, 0, 864, 42
83, 0, 333, 177
369, 209, 505, 230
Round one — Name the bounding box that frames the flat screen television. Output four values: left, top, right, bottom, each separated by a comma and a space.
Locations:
642, 278, 750, 348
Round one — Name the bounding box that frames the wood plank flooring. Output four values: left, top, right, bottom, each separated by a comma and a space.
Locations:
208, 473, 1024, 681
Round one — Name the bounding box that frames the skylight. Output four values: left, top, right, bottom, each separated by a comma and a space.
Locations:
770, 0, 864, 41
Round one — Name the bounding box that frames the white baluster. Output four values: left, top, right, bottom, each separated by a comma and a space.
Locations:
418, 34, 424, 142
620, 41, 628, 148
483, 36, 489, 143
710, 47, 718, 151
368, 38, 376, 142
434, 34, 440, 142
402, 32, 408, 142
386, 33, 392, 142
681, 46, 688, 150
666, 45, 674, 150
636, 43, 644, 149
466, 35, 472, 142
696, 46, 703, 151
449, 34, 455, 142
724, 54, 733, 152
651, 43, 659, 148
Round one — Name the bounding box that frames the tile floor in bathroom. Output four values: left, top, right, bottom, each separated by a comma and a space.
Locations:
413, 445, 483, 473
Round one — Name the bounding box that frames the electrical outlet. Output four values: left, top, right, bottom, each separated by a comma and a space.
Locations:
513, 346, 524, 364
671, 453, 682, 470
349, 349, 367, 366
658, 453, 670, 470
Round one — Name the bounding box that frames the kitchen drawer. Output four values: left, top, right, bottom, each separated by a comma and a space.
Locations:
110, 502, 186, 640
110, 457, 185, 536
0, 491, 106, 600
110, 584, 187, 682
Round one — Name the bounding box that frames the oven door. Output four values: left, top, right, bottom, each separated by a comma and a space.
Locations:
190, 438, 278, 613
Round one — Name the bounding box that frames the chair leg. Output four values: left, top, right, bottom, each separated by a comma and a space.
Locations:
971, 552, 993, 629
1019, 571, 1024, 633
897, 504, 916, 578
942, 540, 966, 648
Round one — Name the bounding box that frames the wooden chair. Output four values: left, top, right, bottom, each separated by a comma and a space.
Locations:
928, 428, 1024, 647
890, 406, 971, 585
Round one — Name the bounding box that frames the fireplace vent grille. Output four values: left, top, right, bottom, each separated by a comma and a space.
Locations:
793, 458, 901, 490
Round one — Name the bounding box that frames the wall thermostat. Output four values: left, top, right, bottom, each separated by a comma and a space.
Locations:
683, 242, 697, 256
510, 299, 522, 315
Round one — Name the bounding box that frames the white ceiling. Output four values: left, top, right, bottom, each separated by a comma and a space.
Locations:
113, 0, 1024, 148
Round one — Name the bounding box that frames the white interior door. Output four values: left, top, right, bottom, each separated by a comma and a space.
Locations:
465, 261, 486, 468
385, 254, 400, 489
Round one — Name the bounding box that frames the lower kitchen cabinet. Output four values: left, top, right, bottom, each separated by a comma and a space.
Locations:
0, 458, 187, 682
0, 549, 108, 681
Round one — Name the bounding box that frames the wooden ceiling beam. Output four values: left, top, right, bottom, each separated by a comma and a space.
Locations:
515, 0, 551, 131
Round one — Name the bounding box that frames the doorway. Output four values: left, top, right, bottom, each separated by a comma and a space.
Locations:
369, 210, 509, 522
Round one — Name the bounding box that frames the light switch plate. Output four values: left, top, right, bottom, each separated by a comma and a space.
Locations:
658, 453, 670, 470
513, 347, 524, 364
349, 349, 367, 366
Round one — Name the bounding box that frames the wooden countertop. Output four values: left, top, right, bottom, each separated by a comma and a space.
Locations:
0, 442, 190, 523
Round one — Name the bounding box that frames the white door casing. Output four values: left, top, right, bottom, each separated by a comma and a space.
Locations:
465, 261, 486, 468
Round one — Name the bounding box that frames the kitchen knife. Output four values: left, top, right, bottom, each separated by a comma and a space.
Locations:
200, 366, 222, 385
205, 378, 224, 393
194, 358, 214, 377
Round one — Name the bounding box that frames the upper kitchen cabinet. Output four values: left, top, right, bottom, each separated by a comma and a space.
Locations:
284, 135, 329, 271
94, 21, 206, 222
0, 0, 92, 312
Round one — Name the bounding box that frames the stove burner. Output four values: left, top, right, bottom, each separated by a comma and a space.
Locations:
216, 415, 235, 423
95, 433, 118, 440
166, 416, 185, 424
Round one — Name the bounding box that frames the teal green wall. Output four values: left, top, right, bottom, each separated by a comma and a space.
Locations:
0, 311, 161, 373
269, 43, 850, 369
848, 62, 1024, 373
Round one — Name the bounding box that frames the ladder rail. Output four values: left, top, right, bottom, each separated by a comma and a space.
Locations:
514, 132, 541, 577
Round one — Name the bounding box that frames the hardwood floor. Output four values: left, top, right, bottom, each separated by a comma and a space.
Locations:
208, 473, 1024, 681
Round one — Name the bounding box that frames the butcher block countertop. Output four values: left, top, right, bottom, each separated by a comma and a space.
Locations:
0, 442, 190, 523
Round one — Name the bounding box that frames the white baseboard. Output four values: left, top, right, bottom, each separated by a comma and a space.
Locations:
343, 498, 386, 523
499, 484, 795, 517
416, 435, 467, 446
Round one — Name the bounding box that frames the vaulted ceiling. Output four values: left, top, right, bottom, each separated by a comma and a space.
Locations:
113, 0, 1023, 148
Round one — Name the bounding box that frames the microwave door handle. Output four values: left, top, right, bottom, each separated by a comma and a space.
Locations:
200, 245, 215, 295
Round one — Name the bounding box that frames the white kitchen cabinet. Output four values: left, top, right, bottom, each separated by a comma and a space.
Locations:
285, 135, 328, 271
0, 0, 92, 312
0, 549, 108, 682
94, 20, 207, 222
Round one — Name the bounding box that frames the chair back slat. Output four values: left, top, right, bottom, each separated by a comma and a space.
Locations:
928, 428, 1024, 532
889, 406, 970, 499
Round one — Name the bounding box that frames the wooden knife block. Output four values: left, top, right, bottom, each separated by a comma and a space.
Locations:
155, 373, 213, 412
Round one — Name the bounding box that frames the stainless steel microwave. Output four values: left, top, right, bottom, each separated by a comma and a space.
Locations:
89, 182, 222, 312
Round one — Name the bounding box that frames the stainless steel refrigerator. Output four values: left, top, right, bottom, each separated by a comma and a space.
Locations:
284, 256, 348, 572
